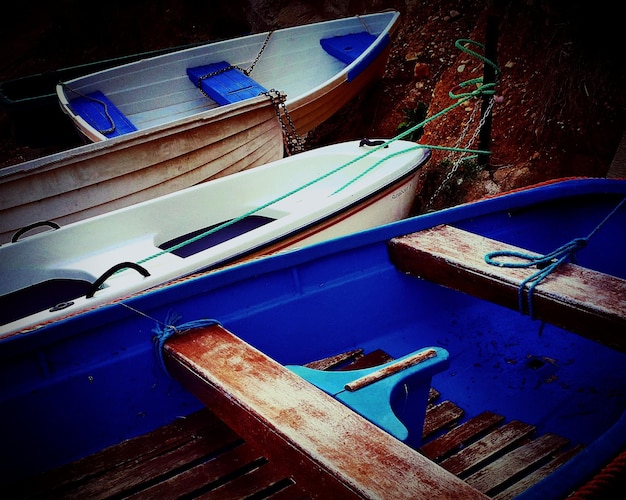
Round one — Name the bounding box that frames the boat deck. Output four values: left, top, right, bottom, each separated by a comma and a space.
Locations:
14, 340, 624, 499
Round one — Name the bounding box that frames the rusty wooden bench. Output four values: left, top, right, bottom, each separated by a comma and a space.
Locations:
387, 224, 626, 353
163, 324, 486, 499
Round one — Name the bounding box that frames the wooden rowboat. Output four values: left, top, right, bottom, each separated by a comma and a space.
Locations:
1, 178, 624, 498
0, 94, 283, 245
56, 11, 400, 143
0, 139, 430, 336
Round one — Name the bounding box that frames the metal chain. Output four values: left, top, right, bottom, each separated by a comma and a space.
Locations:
195, 31, 274, 99
356, 15, 371, 34
245, 31, 274, 75
444, 101, 480, 164
427, 96, 496, 208
464, 96, 495, 152
191, 29, 303, 155
262, 89, 305, 155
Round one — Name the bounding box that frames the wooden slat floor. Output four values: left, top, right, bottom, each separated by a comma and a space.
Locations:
13, 348, 621, 499
11, 408, 310, 500
313, 349, 586, 499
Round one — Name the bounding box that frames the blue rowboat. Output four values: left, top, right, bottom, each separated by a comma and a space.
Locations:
2, 178, 625, 498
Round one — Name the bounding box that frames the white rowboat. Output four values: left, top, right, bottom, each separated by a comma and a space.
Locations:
57, 11, 400, 142
0, 139, 430, 336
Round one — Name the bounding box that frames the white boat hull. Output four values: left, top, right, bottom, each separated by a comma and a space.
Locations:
0, 139, 429, 336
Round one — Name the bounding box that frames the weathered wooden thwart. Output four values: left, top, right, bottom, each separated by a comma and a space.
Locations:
12, 324, 601, 499
164, 324, 487, 499
388, 224, 626, 353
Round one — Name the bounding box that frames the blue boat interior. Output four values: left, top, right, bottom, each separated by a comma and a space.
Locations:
68, 90, 137, 137
1, 184, 625, 493
187, 61, 268, 105
158, 215, 274, 258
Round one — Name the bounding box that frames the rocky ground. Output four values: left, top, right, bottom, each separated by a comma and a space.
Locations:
1, 0, 624, 213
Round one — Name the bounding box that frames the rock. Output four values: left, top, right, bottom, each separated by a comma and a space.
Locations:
413, 62, 430, 79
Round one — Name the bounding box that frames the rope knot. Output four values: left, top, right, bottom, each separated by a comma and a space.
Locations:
153, 313, 221, 373
483, 195, 626, 320
484, 237, 590, 319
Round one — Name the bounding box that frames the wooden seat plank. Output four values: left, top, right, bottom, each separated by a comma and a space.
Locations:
14, 408, 238, 497
427, 387, 441, 405
125, 442, 267, 499
337, 348, 395, 370
304, 348, 364, 370
439, 420, 535, 476
199, 461, 296, 500
493, 444, 584, 500
61, 421, 244, 498
265, 483, 313, 500
464, 433, 569, 494
164, 324, 488, 499
388, 224, 626, 352
422, 400, 465, 438
420, 411, 506, 461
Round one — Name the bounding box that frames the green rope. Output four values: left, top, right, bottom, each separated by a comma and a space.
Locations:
485, 197, 626, 318
137, 143, 422, 265
455, 39, 500, 76
447, 40, 499, 101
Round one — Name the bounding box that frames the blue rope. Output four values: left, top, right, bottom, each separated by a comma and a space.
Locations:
152, 311, 222, 372
485, 197, 626, 318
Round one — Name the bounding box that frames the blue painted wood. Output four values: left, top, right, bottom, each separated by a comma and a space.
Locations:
69, 90, 137, 137
320, 32, 377, 64
187, 61, 267, 105
288, 347, 449, 446
348, 33, 389, 82
320, 31, 390, 82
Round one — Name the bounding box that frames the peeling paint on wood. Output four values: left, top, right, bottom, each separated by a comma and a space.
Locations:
388, 224, 626, 352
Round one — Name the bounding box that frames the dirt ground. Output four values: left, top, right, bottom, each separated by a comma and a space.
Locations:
1, 0, 624, 212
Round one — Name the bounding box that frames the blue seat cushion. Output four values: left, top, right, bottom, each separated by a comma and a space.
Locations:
69, 91, 137, 138
187, 61, 267, 105
320, 31, 377, 64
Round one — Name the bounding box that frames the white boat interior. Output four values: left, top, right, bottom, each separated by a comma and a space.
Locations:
57, 12, 399, 139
